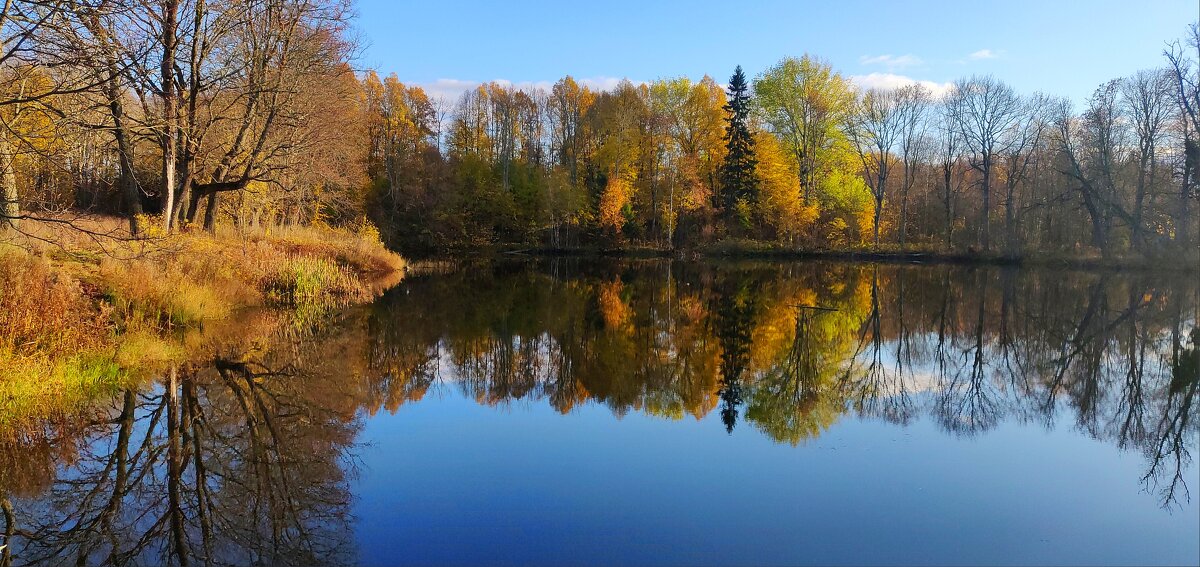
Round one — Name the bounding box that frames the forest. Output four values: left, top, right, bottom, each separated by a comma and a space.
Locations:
0, 2, 1197, 260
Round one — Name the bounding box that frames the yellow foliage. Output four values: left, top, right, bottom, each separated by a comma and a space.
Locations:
0, 215, 406, 435
599, 175, 632, 231
755, 132, 818, 239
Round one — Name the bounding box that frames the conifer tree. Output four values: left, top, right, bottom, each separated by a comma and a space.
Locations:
719, 65, 760, 228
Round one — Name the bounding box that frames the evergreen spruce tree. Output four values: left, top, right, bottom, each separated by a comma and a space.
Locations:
718, 65, 759, 228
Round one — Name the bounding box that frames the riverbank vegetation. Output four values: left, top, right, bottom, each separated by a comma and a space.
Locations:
0, 217, 402, 435
0, 0, 1195, 429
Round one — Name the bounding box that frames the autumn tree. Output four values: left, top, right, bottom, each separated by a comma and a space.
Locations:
754, 55, 855, 205
649, 76, 725, 243
591, 81, 646, 239
0, 0, 103, 230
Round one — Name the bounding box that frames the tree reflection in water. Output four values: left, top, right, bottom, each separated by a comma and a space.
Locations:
1, 259, 1197, 565
362, 260, 1198, 507
1, 316, 365, 566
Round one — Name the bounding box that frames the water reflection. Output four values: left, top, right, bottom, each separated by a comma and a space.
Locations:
0, 318, 366, 566
0, 259, 1197, 565
365, 260, 1198, 506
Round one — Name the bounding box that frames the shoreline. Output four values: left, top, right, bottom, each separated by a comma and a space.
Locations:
443, 243, 1200, 272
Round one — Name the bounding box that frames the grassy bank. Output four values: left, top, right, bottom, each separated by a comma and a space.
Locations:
0, 216, 405, 435
489, 239, 1200, 272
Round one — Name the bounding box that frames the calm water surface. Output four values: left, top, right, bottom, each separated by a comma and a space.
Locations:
1, 260, 1197, 566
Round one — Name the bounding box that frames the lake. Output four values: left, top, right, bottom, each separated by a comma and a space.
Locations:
1, 259, 1197, 566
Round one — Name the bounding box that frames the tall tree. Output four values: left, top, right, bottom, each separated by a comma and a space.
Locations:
158, 0, 179, 233
894, 84, 932, 251
998, 93, 1049, 254
1121, 70, 1170, 251
1164, 24, 1198, 250
947, 75, 1022, 252
846, 87, 902, 248
718, 65, 759, 228
754, 55, 855, 204
935, 104, 964, 247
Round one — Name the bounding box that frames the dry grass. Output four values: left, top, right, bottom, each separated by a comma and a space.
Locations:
0, 252, 108, 357
0, 252, 121, 431
0, 214, 405, 435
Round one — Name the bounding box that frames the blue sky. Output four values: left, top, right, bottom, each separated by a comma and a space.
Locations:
353, 0, 1197, 102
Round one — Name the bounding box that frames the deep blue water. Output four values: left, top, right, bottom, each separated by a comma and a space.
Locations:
350, 387, 1197, 566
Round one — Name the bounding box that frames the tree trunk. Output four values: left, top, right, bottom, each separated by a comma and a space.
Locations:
981, 161, 991, 252
943, 164, 953, 248
203, 192, 219, 231
1132, 153, 1148, 252
0, 136, 18, 231
1005, 183, 1016, 255
174, 152, 193, 227
160, 0, 180, 233
109, 89, 142, 235
872, 195, 883, 248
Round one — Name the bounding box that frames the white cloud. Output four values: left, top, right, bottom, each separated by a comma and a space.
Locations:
418, 79, 479, 102
968, 49, 1000, 60
417, 76, 633, 103
849, 73, 954, 98
859, 53, 923, 70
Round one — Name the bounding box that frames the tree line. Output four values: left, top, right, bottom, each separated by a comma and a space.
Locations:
1, 2, 1197, 260
365, 30, 1200, 257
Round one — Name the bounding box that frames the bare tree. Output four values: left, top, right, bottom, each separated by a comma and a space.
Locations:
998, 93, 1051, 254
936, 102, 964, 247
1164, 25, 1199, 251
895, 84, 931, 251
947, 75, 1022, 252
1121, 69, 1172, 251
846, 87, 902, 248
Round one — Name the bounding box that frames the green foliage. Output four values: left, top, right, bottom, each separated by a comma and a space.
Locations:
264, 256, 361, 309
363, 35, 1200, 261
818, 168, 876, 247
